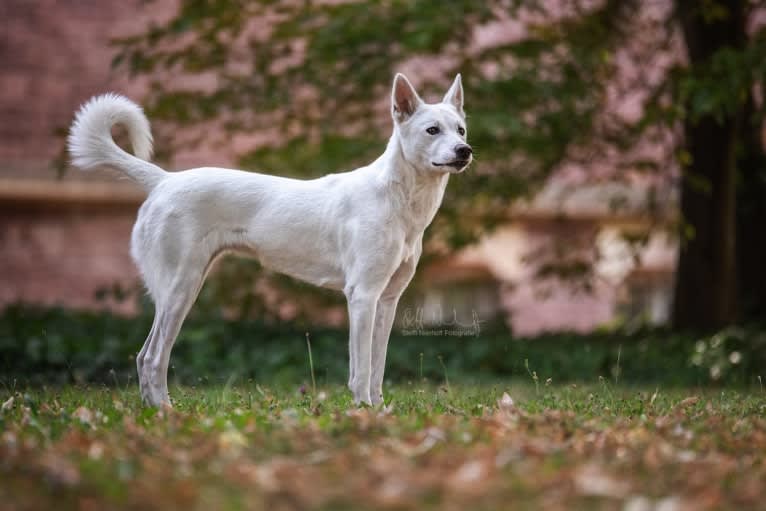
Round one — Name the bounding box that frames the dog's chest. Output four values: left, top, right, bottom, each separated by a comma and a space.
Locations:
398, 174, 449, 242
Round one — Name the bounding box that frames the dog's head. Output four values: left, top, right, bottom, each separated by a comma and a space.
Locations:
391, 73, 472, 174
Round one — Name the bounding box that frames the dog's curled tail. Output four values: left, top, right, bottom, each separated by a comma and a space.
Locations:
68, 93, 166, 191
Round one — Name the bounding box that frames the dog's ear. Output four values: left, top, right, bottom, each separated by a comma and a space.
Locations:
442, 74, 464, 117
392, 73, 422, 123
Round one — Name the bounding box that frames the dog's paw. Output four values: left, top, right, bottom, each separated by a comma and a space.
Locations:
351, 389, 373, 407
353, 397, 373, 407
139, 383, 172, 409
370, 392, 385, 407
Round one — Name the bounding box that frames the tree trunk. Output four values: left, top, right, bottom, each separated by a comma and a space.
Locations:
672, 0, 746, 330
736, 90, 766, 321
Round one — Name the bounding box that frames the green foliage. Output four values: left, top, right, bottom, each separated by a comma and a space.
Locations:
238, 134, 382, 176
2, 305, 764, 388
111, 0, 641, 249
690, 326, 766, 382
657, 39, 766, 127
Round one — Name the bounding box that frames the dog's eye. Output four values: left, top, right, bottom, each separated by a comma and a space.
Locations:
458, 126, 465, 136
426, 126, 440, 135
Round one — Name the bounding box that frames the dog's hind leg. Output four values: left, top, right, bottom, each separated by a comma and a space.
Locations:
136, 315, 159, 403
139, 260, 208, 407
348, 333, 356, 390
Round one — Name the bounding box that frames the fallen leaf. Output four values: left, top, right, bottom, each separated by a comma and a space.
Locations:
677, 396, 700, 409
40, 453, 80, 487
623, 495, 653, 511
218, 429, 247, 457
450, 460, 486, 486
575, 464, 630, 498
655, 496, 683, 511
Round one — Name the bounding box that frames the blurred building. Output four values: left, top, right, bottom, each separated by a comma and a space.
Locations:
0, 0, 677, 334
403, 182, 676, 335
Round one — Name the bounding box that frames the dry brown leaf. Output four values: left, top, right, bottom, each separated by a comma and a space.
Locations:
40, 452, 80, 487
574, 464, 630, 498
677, 396, 700, 408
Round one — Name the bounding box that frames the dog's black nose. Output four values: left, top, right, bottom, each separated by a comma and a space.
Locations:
455, 144, 472, 161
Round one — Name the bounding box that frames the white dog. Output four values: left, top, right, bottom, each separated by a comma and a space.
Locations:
68, 73, 472, 407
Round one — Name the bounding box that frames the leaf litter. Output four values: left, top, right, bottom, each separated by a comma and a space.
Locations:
0, 384, 764, 510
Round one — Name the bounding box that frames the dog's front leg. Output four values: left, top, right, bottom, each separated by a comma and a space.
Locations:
370, 253, 419, 405
345, 287, 380, 405
370, 298, 398, 406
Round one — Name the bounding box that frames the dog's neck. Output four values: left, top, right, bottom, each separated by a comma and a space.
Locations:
375, 129, 450, 237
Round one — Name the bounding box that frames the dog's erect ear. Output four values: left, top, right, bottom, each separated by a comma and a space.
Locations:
442, 74, 464, 117
392, 73, 422, 123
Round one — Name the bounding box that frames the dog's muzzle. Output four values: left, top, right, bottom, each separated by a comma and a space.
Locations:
433, 144, 473, 172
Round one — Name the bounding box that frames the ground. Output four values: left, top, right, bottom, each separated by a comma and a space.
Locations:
1, 383, 765, 510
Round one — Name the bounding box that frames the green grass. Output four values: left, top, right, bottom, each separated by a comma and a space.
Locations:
1, 382, 765, 510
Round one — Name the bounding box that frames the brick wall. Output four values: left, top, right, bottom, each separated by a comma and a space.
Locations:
0, 0, 173, 169
0, 0, 173, 310
0, 204, 140, 312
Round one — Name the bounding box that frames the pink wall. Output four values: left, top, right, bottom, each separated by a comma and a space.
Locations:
0, 0, 678, 333
0, 205, 139, 313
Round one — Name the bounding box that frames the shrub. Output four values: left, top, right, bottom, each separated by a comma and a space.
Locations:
1, 304, 764, 387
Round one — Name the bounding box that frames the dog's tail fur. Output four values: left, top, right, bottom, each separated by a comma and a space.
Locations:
68, 94, 166, 190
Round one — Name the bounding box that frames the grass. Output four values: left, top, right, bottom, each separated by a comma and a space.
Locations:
1, 382, 765, 510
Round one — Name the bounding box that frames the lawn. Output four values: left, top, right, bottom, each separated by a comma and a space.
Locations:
1, 382, 764, 510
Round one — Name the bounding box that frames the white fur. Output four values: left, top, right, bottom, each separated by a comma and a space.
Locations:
67, 73, 472, 407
